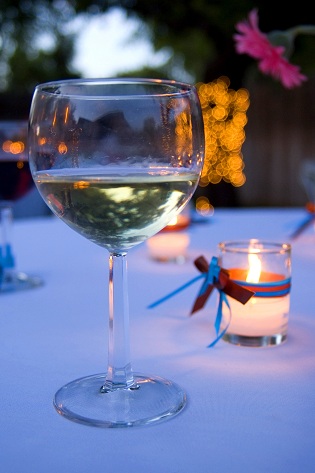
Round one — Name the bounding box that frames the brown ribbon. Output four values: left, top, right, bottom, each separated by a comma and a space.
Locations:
190, 256, 255, 314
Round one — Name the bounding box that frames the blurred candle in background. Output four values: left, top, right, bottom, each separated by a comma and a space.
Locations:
147, 232, 190, 263
161, 213, 190, 232
147, 205, 191, 263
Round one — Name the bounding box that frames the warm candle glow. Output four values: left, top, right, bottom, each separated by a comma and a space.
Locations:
246, 252, 261, 283
147, 232, 190, 262
162, 210, 191, 232
168, 216, 179, 226
218, 240, 291, 347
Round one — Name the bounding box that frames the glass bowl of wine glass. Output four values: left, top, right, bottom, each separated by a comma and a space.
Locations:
0, 120, 43, 291
28, 78, 205, 427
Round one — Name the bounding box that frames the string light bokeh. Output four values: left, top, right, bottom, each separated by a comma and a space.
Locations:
195, 76, 250, 215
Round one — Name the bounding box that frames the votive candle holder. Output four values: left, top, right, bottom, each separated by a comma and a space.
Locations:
218, 239, 292, 347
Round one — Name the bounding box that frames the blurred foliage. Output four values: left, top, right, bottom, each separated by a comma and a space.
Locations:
1, 0, 315, 94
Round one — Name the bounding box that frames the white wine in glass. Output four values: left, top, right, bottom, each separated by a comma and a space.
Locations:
28, 78, 205, 427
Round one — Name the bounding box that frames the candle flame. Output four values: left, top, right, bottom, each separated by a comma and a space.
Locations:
168, 216, 178, 226
246, 252, 261, 283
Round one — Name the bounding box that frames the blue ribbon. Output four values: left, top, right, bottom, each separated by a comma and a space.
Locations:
147, 273, 205, 309
233, 277, 291, 297
0, 244, 14, 289
148, 256, 246, 347
209, 289, 231, 347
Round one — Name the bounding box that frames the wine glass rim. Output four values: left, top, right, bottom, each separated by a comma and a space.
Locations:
34, 77, 196, 99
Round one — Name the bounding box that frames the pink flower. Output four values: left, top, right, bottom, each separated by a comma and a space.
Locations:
234, 9, 307, 89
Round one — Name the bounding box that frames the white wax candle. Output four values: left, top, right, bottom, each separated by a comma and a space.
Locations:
222, 294, 290, 337
218, 240, 291, 345
147, 232, 190, 262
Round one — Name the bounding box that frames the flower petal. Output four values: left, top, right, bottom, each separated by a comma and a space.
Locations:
234, 8, 308, 88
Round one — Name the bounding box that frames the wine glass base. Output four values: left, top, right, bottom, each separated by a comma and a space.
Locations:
53, 372, 187, 428
1, 271, 43, 293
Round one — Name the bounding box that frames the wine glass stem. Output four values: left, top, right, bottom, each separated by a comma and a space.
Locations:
101, 252, 136, 393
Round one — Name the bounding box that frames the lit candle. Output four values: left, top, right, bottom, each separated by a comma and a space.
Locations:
218, 240, 292, 347
161, 205, 191, 233
161, 213, 191, 232
147, 232, 190, 263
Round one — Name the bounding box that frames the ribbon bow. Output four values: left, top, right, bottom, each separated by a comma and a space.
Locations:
148, 255, 255, 347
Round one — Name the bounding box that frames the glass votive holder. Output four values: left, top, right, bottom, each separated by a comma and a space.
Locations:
161, 205, 191, 232
146, 205, 191, 263
147, 232, 190, 263
218, 239, 292, 348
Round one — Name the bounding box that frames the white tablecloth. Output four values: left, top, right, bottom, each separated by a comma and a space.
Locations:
1, 208, 315, 473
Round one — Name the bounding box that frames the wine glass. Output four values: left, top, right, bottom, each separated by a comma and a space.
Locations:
28, 78, 205, 428
0, 120, 43, 291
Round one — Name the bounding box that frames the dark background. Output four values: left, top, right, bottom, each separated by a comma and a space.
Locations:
1, 0, 315, 210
